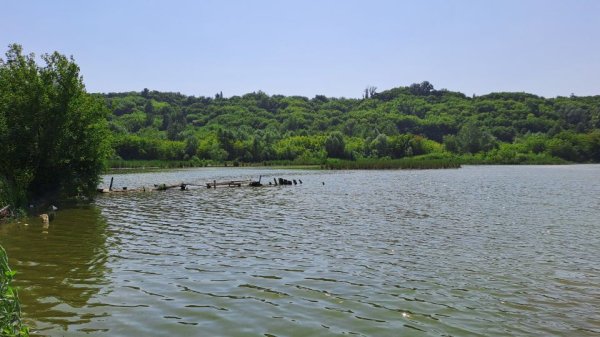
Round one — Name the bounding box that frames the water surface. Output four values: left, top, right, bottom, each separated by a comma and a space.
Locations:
1, 165, 600, 336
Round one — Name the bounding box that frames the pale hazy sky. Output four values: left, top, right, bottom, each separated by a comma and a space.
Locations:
2, 0, 599, 98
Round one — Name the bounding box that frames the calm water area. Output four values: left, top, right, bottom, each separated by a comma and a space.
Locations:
1, 165, 599, 336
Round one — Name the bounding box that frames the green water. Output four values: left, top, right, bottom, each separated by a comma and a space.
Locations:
1, 166, 599, 336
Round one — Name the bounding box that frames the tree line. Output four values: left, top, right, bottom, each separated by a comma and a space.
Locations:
104, 82, 600, 165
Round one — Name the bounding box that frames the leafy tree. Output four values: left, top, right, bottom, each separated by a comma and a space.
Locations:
369, 133, 389, 157
0, 44, 112, 207
456, 122, 496, 154
144, 100, 155, 126
409, 81, 434, 96
324, 132, 346, 158
184, 135, 199, 158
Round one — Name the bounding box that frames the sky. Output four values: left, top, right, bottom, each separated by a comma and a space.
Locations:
1, 0, 599, 98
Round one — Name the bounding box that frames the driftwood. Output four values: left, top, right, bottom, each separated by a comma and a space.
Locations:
205, 180, 250, 188
154, 183, 188, 191
208, 176, 301, 189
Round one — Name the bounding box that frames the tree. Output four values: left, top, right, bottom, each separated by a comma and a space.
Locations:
369, 133, 389, 157
409, 81, 434, 96
184, 135, 199, 158
144, 100, 154, 126
324, 132, 346, 158
456, 122, 496, 154
0, 44, 112, 207
363, 86, 377, 99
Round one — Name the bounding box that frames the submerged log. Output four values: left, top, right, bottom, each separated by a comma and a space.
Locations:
206, 180, 249, 188
154, 183, 186, 191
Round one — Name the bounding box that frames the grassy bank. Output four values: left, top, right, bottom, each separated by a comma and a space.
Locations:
0, 246, 27, 337
324, 156, 462, 170
457, 152, 568, 165
108, 159, 207, 170
107, 158, 325, 171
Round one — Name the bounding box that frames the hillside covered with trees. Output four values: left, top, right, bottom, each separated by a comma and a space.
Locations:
103, 82, 600, 166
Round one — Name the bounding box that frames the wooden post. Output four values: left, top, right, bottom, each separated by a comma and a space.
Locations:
214, 180, 217, 189
109, 177, 114, 191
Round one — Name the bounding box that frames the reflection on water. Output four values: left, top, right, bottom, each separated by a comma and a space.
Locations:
0, 206, 109, 334
2, 166, 600, 336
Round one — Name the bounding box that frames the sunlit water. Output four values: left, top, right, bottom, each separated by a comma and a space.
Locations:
1, 165, 600, 336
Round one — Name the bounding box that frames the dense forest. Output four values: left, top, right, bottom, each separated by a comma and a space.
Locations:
102, 82, 600, 165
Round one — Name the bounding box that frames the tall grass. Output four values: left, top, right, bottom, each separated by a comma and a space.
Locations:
458, 152, 567, 165
108, 159, 205, 170
108, 158, 326, 171
0, 246, 28, 337
324, 157, 461, 170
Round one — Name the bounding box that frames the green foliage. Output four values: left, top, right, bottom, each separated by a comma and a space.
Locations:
0, 44, 112, 207
444, 122, 497, 154
0, 246, 28, 337
325, 157, 460, 170
94, 80, 600, 166
324, 132, 346, 158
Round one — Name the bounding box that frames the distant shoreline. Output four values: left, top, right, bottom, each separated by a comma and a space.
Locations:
106, 156, 580, 173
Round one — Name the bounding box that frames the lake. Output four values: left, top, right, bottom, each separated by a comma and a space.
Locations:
1, 165, 599, 336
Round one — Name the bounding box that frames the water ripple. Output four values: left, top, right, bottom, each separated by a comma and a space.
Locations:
2, 166, 600, 336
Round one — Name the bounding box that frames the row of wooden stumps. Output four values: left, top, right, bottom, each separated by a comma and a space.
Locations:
97, 177, 191, 193
206, 176, 303, 188
98, 176, 303, 193
272, 177, 302, 186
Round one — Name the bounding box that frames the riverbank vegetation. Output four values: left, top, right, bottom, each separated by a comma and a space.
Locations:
0, 247, 27, 337
324, 155, 461, 170
101, 82, 600, 168
0, 44, 112, 212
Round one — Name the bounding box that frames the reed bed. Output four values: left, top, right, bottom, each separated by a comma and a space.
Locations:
324, 158, 461, 170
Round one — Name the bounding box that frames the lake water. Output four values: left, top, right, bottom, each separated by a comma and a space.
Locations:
1, 165, 600, 336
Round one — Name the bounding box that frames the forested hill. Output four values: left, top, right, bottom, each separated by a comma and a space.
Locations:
99, 82, 600, 164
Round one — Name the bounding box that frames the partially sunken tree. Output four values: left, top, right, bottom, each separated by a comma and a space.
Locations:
0, 44, 112, 208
